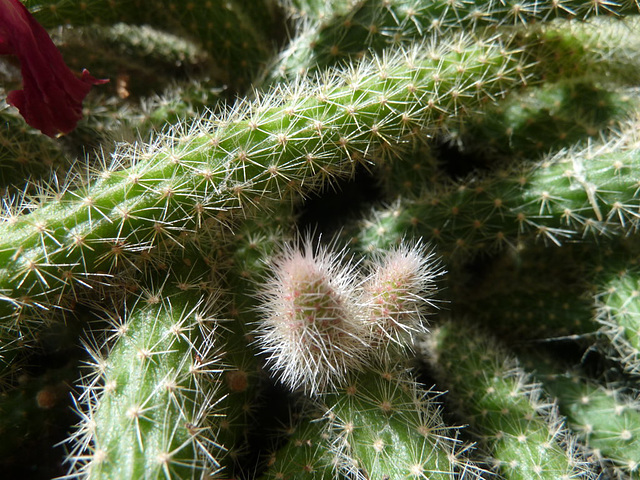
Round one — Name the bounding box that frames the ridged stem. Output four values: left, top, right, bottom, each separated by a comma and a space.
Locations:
422, 319, 599, 479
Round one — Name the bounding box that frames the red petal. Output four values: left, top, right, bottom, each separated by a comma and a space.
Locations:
0, 0, 108, 137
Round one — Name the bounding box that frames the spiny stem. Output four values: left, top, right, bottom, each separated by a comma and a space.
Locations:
1, 31, 557, 362
266, 0, 640, 84
422, 318, 599, 479
351, 118, 640, 260
65, 248, 227, 479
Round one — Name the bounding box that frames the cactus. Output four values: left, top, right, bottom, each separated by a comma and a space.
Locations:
421, 319, 599, 479
3, 0, 640, 478
0, 29, 568, 364
518, 348, 640, 478
64, 247, 228, 479
266, 1, 640, 86
350, 119, 640, 259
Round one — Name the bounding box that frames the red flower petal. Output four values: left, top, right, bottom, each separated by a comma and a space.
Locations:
0, 0, 108, 137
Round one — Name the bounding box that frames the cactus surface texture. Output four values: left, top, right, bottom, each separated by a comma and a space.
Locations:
2, 0, 640, 478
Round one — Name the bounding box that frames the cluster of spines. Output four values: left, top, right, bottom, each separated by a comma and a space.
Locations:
255, 235, 441, 394
226, 213, 466, 479
421, 318, 599, 479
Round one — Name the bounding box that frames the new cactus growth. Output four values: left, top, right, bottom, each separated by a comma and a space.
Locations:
255, 235, 369, 394
3, 0, 640, 478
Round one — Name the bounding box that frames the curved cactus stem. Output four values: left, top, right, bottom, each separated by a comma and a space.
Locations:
265, 2, 640, 84
350, 114, 640, 260
421, 318, 600, 479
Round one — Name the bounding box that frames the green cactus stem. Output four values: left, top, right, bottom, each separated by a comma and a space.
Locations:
0, 31, 563, 366
449, 81, 633, 162
258, 413, 342, 480
421, 319, 599, 479
266, 0, 640, 84
323, 360, 482, 480
519, 349, 640, 478
592, 249, 640, 376
64, 249, 227, 479
351, 115, 640, 260
260, 359, 482, 480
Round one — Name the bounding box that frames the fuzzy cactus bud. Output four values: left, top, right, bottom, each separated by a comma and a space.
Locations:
359, 241, 443, 351
254, 236, 369, 395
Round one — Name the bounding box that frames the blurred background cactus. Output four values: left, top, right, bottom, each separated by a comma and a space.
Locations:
2, 0, 640, 478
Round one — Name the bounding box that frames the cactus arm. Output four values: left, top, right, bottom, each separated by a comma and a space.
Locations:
421, 319, 599, 479
592, 253, 640, 376
266, 0, 640, 84
324, 362, 482, 480
352, 123, 640, 260
517, 350, 640, 478
64, 248, 227, 479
